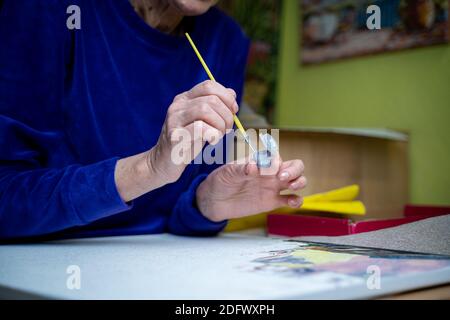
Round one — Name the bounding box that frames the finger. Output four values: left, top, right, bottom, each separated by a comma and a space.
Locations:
276, 194, 303, 209
180, 98, 227, 133
278, 159, 305, 182
287, 175, 307, 191
228, 156, 258, 178
196, 95, 234, 129
246, 161, 259, 177
183, 120, 224, 145
259, 152, 282, 177
184, 80, 239, 114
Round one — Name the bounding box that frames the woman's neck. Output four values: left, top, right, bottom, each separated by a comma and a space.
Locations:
130, 0, 184, 34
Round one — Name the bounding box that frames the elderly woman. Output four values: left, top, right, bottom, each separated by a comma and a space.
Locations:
0, 0, 306, 239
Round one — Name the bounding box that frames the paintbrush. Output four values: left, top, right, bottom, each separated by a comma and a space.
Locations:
185, 33, 257, 153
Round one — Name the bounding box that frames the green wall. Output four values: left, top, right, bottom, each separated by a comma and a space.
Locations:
276, 0, 450, 205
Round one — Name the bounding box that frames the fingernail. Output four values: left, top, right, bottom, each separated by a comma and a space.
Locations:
290, 182, 300, 190
289, 198, 300, 208
279, 171, 290, 181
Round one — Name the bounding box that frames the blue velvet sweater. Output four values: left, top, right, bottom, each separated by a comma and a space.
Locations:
0, 0, 249, 239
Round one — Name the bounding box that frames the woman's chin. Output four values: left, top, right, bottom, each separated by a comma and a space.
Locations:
168, 0, 215, 16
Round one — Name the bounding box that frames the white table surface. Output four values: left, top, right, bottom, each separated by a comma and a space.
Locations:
1, 233, 449, 300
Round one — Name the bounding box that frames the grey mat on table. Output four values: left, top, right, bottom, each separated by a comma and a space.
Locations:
296, 215, 450, 256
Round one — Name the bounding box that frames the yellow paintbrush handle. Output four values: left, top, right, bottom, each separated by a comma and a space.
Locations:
185, 32, 249, 142
185, 33, 217, 82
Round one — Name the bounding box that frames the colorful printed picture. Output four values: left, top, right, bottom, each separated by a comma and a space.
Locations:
251, 241, 450, 279
300, 0, 449, 65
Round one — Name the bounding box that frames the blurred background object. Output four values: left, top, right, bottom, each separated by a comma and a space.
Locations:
300, 0, 449, 65
219, 0, 449, 209
277, 0, 450, 209
218, 0, 282, 124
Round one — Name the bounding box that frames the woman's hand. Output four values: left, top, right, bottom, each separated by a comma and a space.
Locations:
115, 80, 237, 202
196, 155, 307, 222
148, 80, 238, 184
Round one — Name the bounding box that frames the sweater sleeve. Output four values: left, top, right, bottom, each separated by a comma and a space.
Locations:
0, 156, 132, 239
0, 0, 132, 239
167, 174, 227, 236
